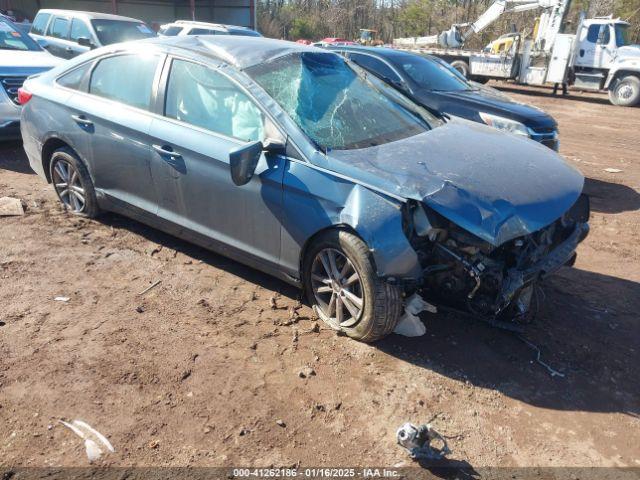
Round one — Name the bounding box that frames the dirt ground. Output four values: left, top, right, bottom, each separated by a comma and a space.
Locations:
1, 83, 639, 470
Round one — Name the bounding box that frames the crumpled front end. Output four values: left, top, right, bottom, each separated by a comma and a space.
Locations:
402, 194, 590, 326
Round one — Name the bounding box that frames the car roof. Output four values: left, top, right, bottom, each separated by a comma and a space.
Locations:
143, 35, 327, 69
36, 9, 144, 22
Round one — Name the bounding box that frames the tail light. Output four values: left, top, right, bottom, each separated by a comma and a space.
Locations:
17, 87, 33, 105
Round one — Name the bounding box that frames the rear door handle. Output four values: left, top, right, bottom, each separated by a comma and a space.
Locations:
152, 144, 182, 158
71, 114, 93, 127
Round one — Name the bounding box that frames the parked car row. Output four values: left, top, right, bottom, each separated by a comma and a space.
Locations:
17, 36, 590, 341
0, 11, 262, 140
158, 20, 262, 37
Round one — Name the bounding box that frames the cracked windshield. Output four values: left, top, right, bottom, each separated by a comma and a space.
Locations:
247, 52, 434, 150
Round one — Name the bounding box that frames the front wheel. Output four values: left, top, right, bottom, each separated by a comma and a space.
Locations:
303, 230, 402, 343
608, 75, 640, 107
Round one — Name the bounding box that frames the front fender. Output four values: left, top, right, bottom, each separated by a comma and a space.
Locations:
339, 185, 421, 280
280, 160, 421, 282
604, 61, 640, 89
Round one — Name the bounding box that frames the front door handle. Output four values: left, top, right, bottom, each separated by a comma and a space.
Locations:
152, 144, 182, 158
71, 114, 93, 127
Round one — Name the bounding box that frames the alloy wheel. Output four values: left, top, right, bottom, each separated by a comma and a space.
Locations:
311, 248, 364, 328
52, 159, 86, 213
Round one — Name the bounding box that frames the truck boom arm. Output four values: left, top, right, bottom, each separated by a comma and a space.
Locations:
394, 0, 570, 50
461, 0, 560, 42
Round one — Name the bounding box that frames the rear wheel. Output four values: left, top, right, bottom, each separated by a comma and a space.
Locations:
608, 75, 640, 107
303, 229, 402, 342
49, 147, 100, 218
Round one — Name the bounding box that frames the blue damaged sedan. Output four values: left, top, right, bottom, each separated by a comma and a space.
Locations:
19, 36, 589, 342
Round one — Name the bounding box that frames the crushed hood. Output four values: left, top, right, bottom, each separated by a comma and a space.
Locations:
327, 118, 584, 246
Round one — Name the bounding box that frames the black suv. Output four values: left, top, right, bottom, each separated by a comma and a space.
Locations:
329, 46, 559, 150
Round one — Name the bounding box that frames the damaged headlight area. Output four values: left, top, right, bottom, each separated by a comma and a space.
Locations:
403, 195, 590, 325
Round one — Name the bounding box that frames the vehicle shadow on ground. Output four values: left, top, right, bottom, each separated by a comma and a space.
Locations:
376, 266, 640, 416
584, 177, 640, 213
99, 212, 302, 300
491, 84, 612, 106
103, 211, 639, 417
0, 141, 33, 175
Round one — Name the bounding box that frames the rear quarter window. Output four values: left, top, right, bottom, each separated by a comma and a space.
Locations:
30, 12, 51, 35
57, 62, 93, 91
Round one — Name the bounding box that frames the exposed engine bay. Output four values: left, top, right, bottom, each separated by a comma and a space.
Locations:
403, 194, 590, 327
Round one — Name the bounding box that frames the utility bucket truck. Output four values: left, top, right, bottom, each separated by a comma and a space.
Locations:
393, 0, 640, 106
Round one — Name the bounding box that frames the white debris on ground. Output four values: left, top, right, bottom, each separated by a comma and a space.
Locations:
59, 419, 115, 462
54, 296, 70, 302
0, 197, 24, 216
393, 293, 437, 337
604, 168, 622, 173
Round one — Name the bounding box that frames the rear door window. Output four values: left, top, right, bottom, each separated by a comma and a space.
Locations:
188, 28, 221, 35
48, 16, 70, 39
349, 53, 402, 83
160, 25, 183, 36
70, 18, 92, 42
164, 59, 264, 141
30, 12, 51, 35
89, 54, 161, 110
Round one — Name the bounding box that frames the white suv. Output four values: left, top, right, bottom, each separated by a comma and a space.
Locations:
158, 20, 261, 37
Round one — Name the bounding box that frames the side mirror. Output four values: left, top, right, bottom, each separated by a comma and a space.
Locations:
36, 38, 49, 49
77, 37, 94, 48
262, 137, 286, 155
229, 140, 263, 186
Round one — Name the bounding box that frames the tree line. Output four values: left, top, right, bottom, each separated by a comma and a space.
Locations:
258, 0, 640, 48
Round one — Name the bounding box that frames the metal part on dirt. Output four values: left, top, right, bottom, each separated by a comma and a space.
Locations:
396, 422, 450, 460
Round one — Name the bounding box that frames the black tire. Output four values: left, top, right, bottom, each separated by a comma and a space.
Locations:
303, 229, 402, 343
49, 147, 100, 218
450, 60, 470, 79
608, 75, 640, 107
